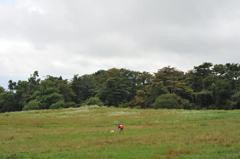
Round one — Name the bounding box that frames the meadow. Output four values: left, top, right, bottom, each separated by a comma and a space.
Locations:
0, 106, 240, 159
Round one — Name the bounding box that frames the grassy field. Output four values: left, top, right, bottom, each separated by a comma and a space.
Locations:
0, 106, 240, 159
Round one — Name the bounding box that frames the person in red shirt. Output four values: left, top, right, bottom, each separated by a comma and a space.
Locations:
117, 123, 124, 133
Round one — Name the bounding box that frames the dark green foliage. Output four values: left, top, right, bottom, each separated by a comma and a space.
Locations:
23, 100, 41, 110
203, 75, 216, 90
0, 91, 21, 112
70, 74, 95, 104
81, 97, 104, 106
41, 93, 64, 109
180, 99, 194, 109
93, 68, 145, 107
154, 66, 194, 102
144, 82, 168, 108
211, 79, 232, 109
50, 101, 65, 109
57, 80, 76, 102
152, 94, 181, 109
231, 91, 240, 109
64, 102, 78, 108
96, 77, 128, 106
2, 62, 240, 112
118, 102, 129, 108
196, 90, 213, 108
8, 80, 16, 91
194, 62, 213, 78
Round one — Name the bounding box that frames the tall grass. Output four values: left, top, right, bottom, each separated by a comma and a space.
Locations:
0, 106, 240, 159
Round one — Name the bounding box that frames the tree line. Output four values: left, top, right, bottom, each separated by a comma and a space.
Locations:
1, 62, 240, 112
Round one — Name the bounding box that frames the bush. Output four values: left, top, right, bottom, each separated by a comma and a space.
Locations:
118, 103, 129, 108
180, 99, 193, 110
152, 94, 182, 109
23, 100, 41, 111
208, 104, 218, 110
222, 99, 234, 110
196, 91, 213, 108
64, 102, 78, 108
81, 97, 104, 106
50, 101, 65, 109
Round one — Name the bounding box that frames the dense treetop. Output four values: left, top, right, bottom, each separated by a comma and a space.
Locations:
1, 62, 240, 112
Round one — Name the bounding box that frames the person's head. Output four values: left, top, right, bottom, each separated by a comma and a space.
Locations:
117, 123, 120, 125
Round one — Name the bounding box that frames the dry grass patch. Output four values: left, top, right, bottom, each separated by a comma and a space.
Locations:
167, 148, 192, 155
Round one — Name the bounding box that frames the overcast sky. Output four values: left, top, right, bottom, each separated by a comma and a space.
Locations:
1, 0, 240, 89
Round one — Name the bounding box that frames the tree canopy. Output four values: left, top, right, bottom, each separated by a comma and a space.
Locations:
1, 63, 240, 112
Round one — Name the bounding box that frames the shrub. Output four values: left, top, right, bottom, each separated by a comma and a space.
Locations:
23, 100, 41, 111
81, 97, 104, 106
64, 102, 78, 108
222, 99, 234, 110
180, 99, 193, 110
208, 104, 218, 110
50, 101, 65, 109
48, 93, 64, 104
152, 94, 182, 109
118, 103, 129, 108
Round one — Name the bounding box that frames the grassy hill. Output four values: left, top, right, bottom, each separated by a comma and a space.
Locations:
0, 106, 240, 159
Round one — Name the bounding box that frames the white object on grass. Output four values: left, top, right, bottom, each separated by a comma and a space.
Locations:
111, 130, 114, 132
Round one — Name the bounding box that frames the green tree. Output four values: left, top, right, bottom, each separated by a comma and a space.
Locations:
0, 86, 5, 93
194, 62, 213, 78
189, 62, 213, 92
196, 90, 213, 109
70, 74, 96, 104
202, 75, 217, 90
96, 77, 128, 106
231, 91, 240, 109
23, 100, 41, 110
212, 64, 226, 77
15, 80, 32, 107
120, 69, 141, 101
137, 71, 154, 86
5, 71, 42, 111
155, 66, 184, 93
154, 66, 194, 103
92, 69, 108, 87
0, 91, 21, 112
224, 63, 240, 89
152, 94, 181, 109
8, 80, 16, 91
31, 75, 75, 109
57, 79, 76, 102
28, 71, 41, 88
210, 79, 232, 109
145, 81, 168, 108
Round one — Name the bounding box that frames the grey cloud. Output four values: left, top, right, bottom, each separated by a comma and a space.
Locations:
1, 0, 240, 89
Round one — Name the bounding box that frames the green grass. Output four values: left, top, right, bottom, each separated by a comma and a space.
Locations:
0, 106, 240, 159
